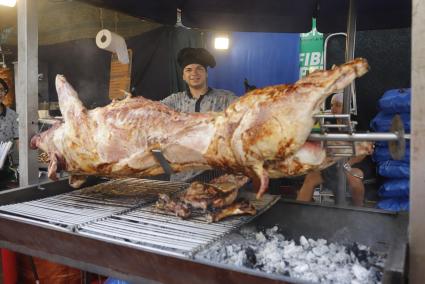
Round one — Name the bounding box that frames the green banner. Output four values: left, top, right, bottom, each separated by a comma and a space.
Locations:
299, 19, 324, 78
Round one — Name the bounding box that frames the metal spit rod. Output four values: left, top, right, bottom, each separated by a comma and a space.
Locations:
309, 132, 410, 142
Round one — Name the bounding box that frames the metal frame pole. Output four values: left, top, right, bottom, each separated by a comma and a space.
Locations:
410, 0, 425, 281
335, 0, 357, 206
16, 0, 39, 186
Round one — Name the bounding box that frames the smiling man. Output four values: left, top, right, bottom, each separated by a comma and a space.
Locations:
161, 48, 238, 182
161, 47, 237, 113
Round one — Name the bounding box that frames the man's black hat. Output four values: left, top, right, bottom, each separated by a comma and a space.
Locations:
0, 78, 8, 94
177, 47, 216, 69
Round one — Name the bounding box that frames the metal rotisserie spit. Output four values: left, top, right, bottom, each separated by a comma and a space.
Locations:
0, 177, 407, 284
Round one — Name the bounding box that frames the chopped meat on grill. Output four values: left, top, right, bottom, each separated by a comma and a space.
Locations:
206, 199, 257, 223
156, 193, 191, 219
155, 174, 252, 222
30, 59, 369, 198
182, 175, 249, 210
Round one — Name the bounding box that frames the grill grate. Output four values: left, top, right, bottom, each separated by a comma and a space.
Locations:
0, 178, 280, 256
77, 192, 280, 257
0, 178, 188, 229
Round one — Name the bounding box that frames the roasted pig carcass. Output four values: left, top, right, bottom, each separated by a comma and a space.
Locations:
30, 59, 369, 197
265, 140, 374, 178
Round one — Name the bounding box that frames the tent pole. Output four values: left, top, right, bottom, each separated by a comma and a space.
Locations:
335, 0, 357, 206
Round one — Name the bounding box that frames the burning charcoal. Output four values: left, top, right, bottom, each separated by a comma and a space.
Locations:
255, 232, 267, 242
356, 248, 368, 263
305, 251, 316, 263
347, 242, 369, 264
299, 235, 309, 249
352, 263, 370, 282
346, 242, 359, 255
312, 244, 329, 256
265, 226, 279, 236
293, 263, 309, 273
254, 263, 264, 270
195, 226, 386, 284
243, 247, 257, 268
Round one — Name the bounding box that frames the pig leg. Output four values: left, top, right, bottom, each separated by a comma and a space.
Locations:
247, 164, 270, 199
55, 75, 87, 123
47, 153, 59, 180
47, 152, 67, 181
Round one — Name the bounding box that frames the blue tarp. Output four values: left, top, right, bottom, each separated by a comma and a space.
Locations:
373, 145, 410, 163
207, 32, 300, 96
370, 112, 411, 133
377, 197, 409, 212
377, 160, 410, 178
378, 88, 411, 114
379, 178, 409, 197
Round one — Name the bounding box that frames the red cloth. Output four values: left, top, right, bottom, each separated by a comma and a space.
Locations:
1, 249, 17, 284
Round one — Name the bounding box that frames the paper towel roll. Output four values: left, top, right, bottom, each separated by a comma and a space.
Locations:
96, 29, 129, 64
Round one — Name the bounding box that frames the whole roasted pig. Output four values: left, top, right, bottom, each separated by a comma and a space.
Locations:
30, 58, 370, 197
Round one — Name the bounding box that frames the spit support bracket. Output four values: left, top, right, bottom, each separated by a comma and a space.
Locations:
151, 149, 174, 175
314, 113, 357, 157
310, 114, 409, 160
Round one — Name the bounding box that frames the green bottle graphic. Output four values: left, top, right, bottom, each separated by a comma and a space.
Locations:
299, 19, 324, 78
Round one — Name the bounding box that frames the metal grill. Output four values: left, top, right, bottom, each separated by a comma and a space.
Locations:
0, 178, 280, 257
0, 178, 188, 230
77, 192, 280, 257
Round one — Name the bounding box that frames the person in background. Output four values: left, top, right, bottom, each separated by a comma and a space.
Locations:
161, 47, 238, 113
296, 93, 370, 206
161, 47, 238, 182
0, 78, 18, 186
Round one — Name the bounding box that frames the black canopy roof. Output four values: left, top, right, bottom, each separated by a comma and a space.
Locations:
78, 0, 411, 33
317, 0, 411, 33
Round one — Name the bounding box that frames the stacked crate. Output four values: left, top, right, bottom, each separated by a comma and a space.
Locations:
370, 89, 411, 211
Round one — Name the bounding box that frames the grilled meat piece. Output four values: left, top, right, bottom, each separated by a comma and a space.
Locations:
156, 193, 191, 219
30, 59, 369, 198
156, 174, 249, 220
182, 175, 249, 210
206, 199, 257, 223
